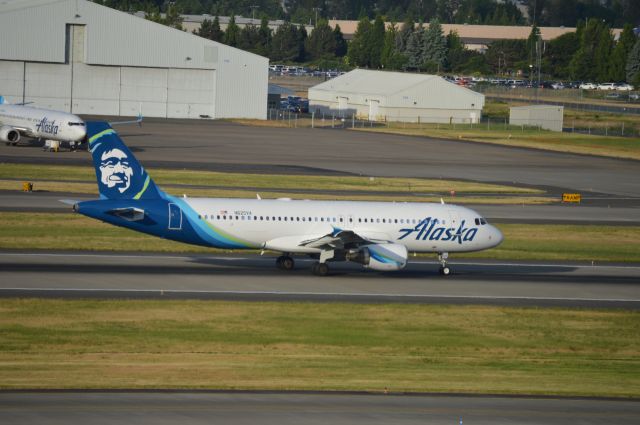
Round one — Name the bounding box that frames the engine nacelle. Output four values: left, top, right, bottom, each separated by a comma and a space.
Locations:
0, 125, 20, 144
346, 243, 408, 271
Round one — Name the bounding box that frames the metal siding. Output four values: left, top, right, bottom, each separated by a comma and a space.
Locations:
215, 45, 268, 119
1, 0, 267, 120
24, 62, 71, 111
310, 69, 484, 121
167, 68, 215, 119
0, 61, 25, 102
120, 67, 168, 118
0, 0, 70, 63
71, 64, 120, 115
510, 105, 563, 132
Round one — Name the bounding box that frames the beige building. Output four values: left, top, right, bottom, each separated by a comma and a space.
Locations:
509, 105, 564, 132
328, 20, 623, 51
309, 69, 484, 123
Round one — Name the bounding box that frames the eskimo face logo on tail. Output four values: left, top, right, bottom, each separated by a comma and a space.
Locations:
99, 148, 133, 193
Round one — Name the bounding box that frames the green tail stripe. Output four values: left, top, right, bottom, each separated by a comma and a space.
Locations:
89, 129, 115, 145
133, 176, 150, 200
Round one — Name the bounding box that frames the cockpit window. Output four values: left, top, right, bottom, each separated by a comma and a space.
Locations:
480, 218, 487, 225
475, 218, 488, 225
475, 218, 480, 225
68, 122, 85, 126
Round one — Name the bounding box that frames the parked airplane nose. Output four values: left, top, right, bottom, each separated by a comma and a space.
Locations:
76, 125, 87, 140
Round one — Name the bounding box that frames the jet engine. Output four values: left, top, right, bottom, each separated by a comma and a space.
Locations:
346, 243, 408, 271
0, 126, 20, 144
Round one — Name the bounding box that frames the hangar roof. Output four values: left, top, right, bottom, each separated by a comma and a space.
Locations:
0, 0, 266, 69
312, 69, 448, 97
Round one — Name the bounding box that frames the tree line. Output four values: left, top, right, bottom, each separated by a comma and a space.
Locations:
93, 0, 640, 28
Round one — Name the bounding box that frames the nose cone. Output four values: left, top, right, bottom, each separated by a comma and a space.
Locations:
489, 225, 504, 248
76, 125, 87, 140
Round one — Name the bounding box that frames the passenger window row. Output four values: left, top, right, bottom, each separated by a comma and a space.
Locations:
198, 214, 422, 225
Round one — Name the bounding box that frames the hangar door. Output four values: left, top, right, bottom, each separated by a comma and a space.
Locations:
167, 69, 215, 119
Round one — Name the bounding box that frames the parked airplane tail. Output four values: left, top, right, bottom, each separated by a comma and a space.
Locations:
86, 121, 163, 200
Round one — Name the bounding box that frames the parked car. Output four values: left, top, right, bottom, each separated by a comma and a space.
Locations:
551, 82, 565, 90
579, 82, 596, 89
629, 93, 640, 100
604, 92, 620, 99
597, 82, 617, 90
566, 81, 582, 89
616, 83, 634, 91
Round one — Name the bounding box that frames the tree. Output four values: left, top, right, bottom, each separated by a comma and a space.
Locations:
306, 19, 336, 61
333, 24, 348, 57
421, 19, 446, 72
270, 22, 300, 62
256, 17, 272, 57
368, 15, 386, 69
593, 24, 613, 82
609, 24, 637, 82
196, 16, 224, 42
381, 23, 407, 70
526, 24, 541, 71
238, 24, 260, 53
224, 15, 240, 47
543, 31, 579, 79
626, 39, 640, 87
347, 17, 373, 67
485, 39, 527, 75
404, 23, 424, 71
569, 19, 607, 81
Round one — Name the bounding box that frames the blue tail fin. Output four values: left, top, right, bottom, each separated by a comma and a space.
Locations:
86, 121, 163, 200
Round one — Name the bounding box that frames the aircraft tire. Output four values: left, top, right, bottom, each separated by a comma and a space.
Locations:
312, 262, 329, 276
281, 256, 295, 270
439, 266, 451, 276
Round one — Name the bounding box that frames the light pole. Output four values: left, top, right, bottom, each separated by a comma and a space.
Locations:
312, 7, 321, 27
250, 5, 259, 22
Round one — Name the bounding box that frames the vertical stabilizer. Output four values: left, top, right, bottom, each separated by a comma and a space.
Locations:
86, 121, 163, 200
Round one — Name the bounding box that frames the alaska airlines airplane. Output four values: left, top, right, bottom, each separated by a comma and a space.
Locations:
0, 97, 86, 147
72, 122, 503, 276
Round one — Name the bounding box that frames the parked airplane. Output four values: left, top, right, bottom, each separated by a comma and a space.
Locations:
0, 96, 86, 148
71, 122, 503, 276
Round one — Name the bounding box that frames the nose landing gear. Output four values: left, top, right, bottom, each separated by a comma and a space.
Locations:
438, 252, 450, 276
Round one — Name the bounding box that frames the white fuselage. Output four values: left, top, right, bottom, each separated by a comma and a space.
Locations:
0, 104, 86, 142
183, 197, 503, 254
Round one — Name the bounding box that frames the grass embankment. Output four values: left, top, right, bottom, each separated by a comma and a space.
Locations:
2, 212, 639, 262
0, 299, 638, 396
1, 163, 553, 204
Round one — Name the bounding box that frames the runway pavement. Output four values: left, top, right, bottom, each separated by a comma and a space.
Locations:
1, 392, 638, 425
2, 120, 640, 197
1, 252, 638, 309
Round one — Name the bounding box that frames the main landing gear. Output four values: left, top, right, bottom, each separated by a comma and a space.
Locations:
438, 252, 451, 276
276, 255, 295, 271
311, 262, 329, 276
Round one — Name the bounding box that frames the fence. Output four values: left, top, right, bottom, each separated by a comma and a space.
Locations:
266, 108, 640, 138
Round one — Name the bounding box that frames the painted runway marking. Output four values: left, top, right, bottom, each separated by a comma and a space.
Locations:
1, 252, 640, 270
1, 287, 639, 303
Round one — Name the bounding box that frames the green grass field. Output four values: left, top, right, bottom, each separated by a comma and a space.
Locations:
1, 212, 639, 262
0, 163, 540, 194
1, 299, 638, 396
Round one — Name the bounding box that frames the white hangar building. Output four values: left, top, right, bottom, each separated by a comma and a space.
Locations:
309, 69, 484, 123
0, 0, 267, 119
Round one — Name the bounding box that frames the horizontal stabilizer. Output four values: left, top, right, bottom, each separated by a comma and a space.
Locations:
58, 199, 79, 206
107, 207, 145, 222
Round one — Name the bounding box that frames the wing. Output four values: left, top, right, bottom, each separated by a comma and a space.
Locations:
299, 228, 387, 250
